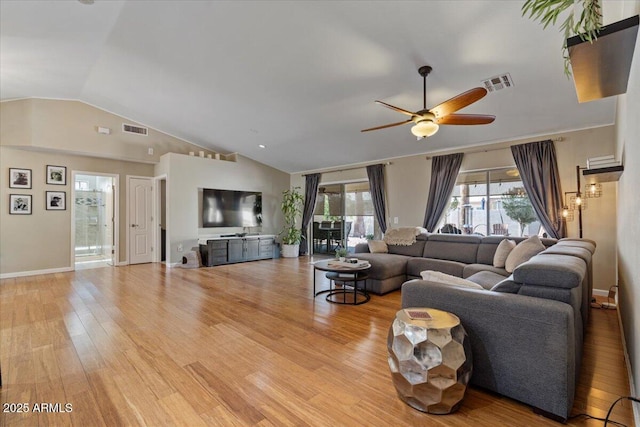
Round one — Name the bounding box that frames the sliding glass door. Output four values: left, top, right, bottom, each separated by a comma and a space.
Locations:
312, 182, 376, 254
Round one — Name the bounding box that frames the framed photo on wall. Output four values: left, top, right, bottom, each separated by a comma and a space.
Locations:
9, 194, 32, 215
46, 191, 66, 210
9, 168, 32, 189
46, 165, 66, 185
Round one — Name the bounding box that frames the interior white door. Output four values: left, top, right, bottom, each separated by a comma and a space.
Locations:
128, 177, 153, 264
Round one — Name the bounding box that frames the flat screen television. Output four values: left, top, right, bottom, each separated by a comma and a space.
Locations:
202, 188, 262, 228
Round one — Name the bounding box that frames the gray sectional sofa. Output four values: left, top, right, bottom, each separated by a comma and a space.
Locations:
354, 233, 596, 421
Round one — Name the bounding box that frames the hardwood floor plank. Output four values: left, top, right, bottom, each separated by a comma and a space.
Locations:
0, 260, 635, 426
35, 378, 73, 427
85, 369, 141, 426
186, 361, 266, 425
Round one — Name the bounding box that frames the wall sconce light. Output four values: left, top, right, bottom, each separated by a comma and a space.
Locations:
561, 205, 575, 222
564, 165, 603, 237
585, 182, 602, 198
567, 193, 587, 211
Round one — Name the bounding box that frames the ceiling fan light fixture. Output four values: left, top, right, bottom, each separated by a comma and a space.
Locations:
411, 120, 439, 138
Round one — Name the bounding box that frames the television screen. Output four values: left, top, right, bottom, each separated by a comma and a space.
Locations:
202, 189, 262, 228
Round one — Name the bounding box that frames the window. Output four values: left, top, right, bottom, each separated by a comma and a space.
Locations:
312, 182, 376, 254
438, 168, 545, 237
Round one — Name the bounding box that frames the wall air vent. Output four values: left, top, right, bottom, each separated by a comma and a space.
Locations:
482, 73, 514, 92
122, 123, 148, 136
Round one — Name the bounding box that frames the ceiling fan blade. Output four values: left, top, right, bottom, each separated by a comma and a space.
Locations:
436, 114, 496, 125
375, 100, 416, 117
429, 87, 488, 118
361, 119, 413, 132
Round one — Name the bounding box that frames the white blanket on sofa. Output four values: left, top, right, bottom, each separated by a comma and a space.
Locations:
383, 227, 426, 246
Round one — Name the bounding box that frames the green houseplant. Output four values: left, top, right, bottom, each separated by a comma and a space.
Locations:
280, 187, 305, 258
522, 0, 602, 76
335, 248, 348, 261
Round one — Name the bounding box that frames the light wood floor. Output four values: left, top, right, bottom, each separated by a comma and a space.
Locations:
0, 258, 635, 426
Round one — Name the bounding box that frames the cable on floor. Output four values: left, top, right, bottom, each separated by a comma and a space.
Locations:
569, 395, 639, 427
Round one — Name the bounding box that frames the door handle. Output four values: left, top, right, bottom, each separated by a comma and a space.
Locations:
131, 224, 138, 228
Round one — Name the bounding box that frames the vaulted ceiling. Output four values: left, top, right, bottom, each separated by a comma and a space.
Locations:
0, 1, 626, 173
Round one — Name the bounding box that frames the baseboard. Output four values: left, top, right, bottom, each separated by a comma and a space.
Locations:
616, 304, 640, 426
0, 266, 74, 280
592, 289, 609, 297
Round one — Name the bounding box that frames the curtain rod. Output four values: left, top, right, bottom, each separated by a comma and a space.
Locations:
425, 137, 564, 159
301, 161, 391, 176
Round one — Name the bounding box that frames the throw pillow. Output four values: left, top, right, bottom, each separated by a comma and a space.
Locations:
420, 270, 485, 290
493, 239, 516, 268
504, 235, 546, 273
368, 240, 388, 253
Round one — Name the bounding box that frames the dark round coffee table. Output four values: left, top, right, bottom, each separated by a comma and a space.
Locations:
313, 259, 371, 305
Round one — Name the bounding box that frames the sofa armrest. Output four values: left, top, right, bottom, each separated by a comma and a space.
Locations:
401, 279, 576, 420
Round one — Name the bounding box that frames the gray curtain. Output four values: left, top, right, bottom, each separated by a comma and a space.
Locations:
366, 164, 387, 233
423, 153, 464, 232
299, 173, 321, 255
511, 140, 566, 239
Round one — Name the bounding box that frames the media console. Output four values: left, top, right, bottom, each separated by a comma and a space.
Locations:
198, 235, 276, 267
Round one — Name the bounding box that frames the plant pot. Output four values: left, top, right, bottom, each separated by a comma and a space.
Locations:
281, 243, 300, 258
339, 257, 346, 262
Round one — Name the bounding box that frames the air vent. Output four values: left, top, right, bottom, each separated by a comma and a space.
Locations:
122, 123, 148, 136
482, 73, 514, 92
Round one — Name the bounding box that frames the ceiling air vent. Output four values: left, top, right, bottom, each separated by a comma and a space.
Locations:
122, 123, 148, 136
482, 73, 514, 92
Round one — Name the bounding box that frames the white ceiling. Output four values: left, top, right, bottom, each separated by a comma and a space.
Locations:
0, 1, 627, 173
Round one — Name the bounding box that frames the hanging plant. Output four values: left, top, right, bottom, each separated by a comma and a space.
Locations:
522, 0, 603, 76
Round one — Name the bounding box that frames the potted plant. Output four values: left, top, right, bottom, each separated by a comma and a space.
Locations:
279, 187, 304, 258
335, 248, 348, 262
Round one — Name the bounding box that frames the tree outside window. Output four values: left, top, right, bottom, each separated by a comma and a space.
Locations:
501, 187, 537, 237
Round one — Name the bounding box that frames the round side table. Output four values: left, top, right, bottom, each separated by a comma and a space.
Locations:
387, 308, 472, 414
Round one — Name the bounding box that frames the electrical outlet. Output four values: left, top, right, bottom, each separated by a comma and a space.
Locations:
394, 217, 399, 224
177, 244, 183, 252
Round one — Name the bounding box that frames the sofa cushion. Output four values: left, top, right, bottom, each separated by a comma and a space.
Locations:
493, 239, 516, 268
542, 245, 592, 265
463, 264, 509, 279
351, 253, 409, 280
422, 234, 481, 264
513, 253, 586, 289
368, 240, 388, 253
420, 270, 485, 289
407, 258, 466, 278
557, 238, 596, 254
466, 271, 508, 290
505, 235, 546, 273
490, 278, 523, 293
388, 239, 427, 257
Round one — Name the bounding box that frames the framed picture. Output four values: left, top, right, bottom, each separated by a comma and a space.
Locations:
9, 194, 32, 215
46, 191, 66, 210
9, 168, 32, 189
46, 165, 66, 185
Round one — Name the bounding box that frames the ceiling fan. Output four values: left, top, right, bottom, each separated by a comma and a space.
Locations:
361, 66, 495, 138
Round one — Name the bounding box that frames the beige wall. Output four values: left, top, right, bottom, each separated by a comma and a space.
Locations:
155, 153, 290, 264
615, 0, 640, 409
293, 125, 618, 292
0, 146, 154, 275
1, 99, 215, 163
